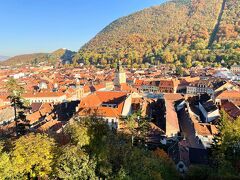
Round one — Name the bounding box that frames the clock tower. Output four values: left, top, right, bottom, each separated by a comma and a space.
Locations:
114, 60, 126, 87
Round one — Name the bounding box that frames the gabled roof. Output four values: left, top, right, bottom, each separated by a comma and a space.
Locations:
79, 91, 127, 108
23, 91, 65, 98
26, 111, 41, 124
40, 103, 53, 116
78, 106, 120, 118
194, 123, 218, 136
201, 100, 218, 113
221, 100, 240, 119
164, 93, 184, 101
37, 120, 62, 132
79, 94, 102, 108
30, 103, 42, 112
159, 80, 174, 87
96, 91, 127, 104
216, 90, 240, 99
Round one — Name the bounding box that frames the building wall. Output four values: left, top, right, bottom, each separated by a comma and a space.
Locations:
196, 134, 214, 149
77, 88, 84, 99
207, 110, 220, 122
231, 66, 240, 73
159, 87, 174, 93
114, 72, 126, 86
186, 86, 197, 94
187, 86, 213, 95
122, 95, 132, 117
102, 117, 118, 129
199, 103, 219, 123
26, 95, 66, 104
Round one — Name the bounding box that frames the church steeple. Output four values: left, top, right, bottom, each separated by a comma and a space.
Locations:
114, 60, 126, 87
116, 60, 124, 73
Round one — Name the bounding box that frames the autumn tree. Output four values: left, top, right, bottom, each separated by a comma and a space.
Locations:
212, 111, 240, 176
185, 55, 192, 68
11, 133, 56, 178
0, 141, 12, 180
163, 50, 174, 63
54, 146, 96, 179
64, 121, 90, 148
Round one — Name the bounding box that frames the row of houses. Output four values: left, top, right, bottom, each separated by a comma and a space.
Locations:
133, 77, 237, 96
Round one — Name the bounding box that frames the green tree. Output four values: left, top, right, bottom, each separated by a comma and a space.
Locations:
54, 145, 96, 180
163, 50, 174, 63
6, 78, 29, 136
0, 142, 12, 180
185, 55, 192, 68
11, 133, 56, 178
122, 147, 178, 180
176, 66, 183, 76
64, 121, 90, 148
212, 111, 240, 175
126, 113, 150, 146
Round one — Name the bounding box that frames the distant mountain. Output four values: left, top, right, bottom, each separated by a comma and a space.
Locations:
0, 53, 48, 66
0, 49, 76, 66
52, 48, 76, 64
0, 56, 10, 61
76, 0, 240, 67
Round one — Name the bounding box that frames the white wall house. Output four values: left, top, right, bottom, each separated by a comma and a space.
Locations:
186, 85, 214, 95
24, 93, 66, 104
199, 101, 220, 123
121, 95, 132, 117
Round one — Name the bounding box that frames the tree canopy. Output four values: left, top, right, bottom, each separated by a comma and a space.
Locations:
0, 117, 179, 179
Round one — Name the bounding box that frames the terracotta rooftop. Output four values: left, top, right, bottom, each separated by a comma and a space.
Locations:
194, 123, 218, 136
164, 93, 184, 101
216, 90, 240, 99
26, 111, 41, 124
221, 100, 240, 119
23, 91, 65, 98
78, 106, 120, 118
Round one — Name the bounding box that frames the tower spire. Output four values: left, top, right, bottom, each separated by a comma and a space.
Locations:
116, 60, 124, 73
114, 59, 126, 87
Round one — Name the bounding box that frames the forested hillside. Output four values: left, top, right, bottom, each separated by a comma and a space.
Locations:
0, 53, 48, 66
1, 49, 76, 66
75, 0, 240, 68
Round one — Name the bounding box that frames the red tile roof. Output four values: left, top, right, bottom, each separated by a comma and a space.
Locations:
23, 91, 65, 98
217, 90, 240, 99
78, 106, 120, 118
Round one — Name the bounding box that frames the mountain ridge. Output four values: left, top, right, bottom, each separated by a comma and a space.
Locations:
0, 48, 76, 66
75, 0, 240, 67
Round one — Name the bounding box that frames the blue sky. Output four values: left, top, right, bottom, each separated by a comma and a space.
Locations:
0, 0, 166, 56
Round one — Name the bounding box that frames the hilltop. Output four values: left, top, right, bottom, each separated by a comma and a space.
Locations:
0, 49, 76, 66
75, 0, 240, 67
0, 53, 48, 66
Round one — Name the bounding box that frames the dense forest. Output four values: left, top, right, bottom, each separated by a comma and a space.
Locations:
74, 0, 240, 68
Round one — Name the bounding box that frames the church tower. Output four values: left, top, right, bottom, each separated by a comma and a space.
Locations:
114, 60, 126, 87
